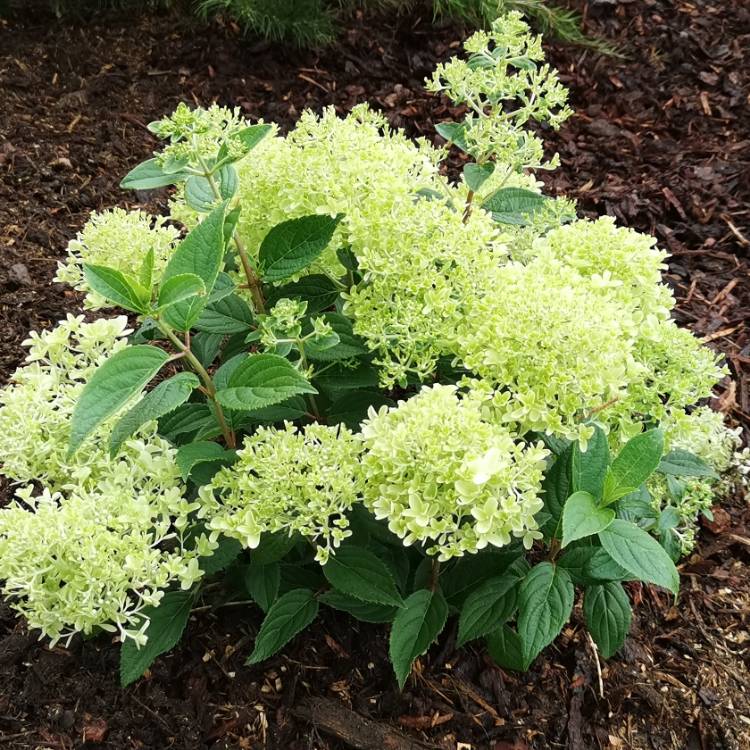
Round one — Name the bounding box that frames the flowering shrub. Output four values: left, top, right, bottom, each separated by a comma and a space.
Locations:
0, 14, 743, 687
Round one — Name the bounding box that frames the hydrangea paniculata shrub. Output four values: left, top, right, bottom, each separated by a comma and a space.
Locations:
0, 13, 746, 686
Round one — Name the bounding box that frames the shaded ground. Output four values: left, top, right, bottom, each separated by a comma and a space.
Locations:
0, 2, 748, 749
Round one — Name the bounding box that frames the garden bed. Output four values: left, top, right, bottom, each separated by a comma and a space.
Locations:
0, 2, 748, 748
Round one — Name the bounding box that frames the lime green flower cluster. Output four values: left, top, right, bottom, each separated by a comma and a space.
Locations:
148, 101, 264, 164
510, 217, 724, 438
649, 407, 746, 554
454, 255, 634, 442
216, 105, 502, 384
0, 317, 208, 645
54, 208, 179, 310
426, 12, 572, 172
360, 385, 549, 560
201, 423, 364, 563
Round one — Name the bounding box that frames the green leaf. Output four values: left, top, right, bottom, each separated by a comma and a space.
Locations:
207, 272, 236, 304
194, 294, 254, 334
614, 487, 657, 524
305, 313, 367, 361
244, 562, 281, 612
541, 446, 572, 538
246, 589, 319, 664
486, 626, 526, 672
109, 372, 200, 456
603, 429, 664, 504
561, 491, 615, 548
322, 545, 404, 608
237, 123, 272, 153
517, 562, 574, 668
598, 519, 679, 594
463, 162, 495, 192
584, 548, 631, 583
156, 273, 205, 310
175, 441, 236, 481
199, 537, 243, 576
457, 574, 518, 647
139, 248, 155, 289
319, 591, 397, 623
657, 449, 718, 479
69, 345, 169, 456
161, 203, 227, 331
314, 361, 380, 395
440, 551, 523, 607
481, 187, 547, 225
82, 264, 150, 313
191, 332, 223, 368
120, 158, 188, 190
158, 403, 214, 443
266, 275, 339, 314
389, 589, 448, 690
258, 214, 344, 282
185, 166, 237, 212
571, 426, 610, 498
216, 354, 317, 411
327, 391, 395, 429
119, 591, 193, 687
435, 121, 469, 152
252, 532, 298, 565
583, 582, 632, 659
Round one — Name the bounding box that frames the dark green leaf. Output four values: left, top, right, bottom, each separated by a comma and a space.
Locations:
517, 562, 574, 668
259, 214, 344, 282
109, 372, 200, 456
584, 548, 631, 583
237, 124, 272, 153
158, 403, 214, 443
267, 275, 339, 314
191, 332, 223, 368
120, 591, 193, 687
305, 313, 367, 361
216, 354, 317, 411
457, 574, 518, 647
598, 519, 679, 594
251, 532, 298, 565
435, 121, 469, 152
327, 391, 395, 429
195, 294, 254, 334
200, 537, 243, 576
175, 441, 236, 481
319, 591, 397, 623
571, 426, 609, 498
540, 446, 572, 538
389, 589, 448, 689
246, 589, 319, 664
657, 449, 718, 479
244, 562, 281, 612
481, 187, 547, 225
485, 625, 526, 672
69, 345, 168, 456
322, 545, 404, 608
583, 582, 631, 659
603, 429, 664, 504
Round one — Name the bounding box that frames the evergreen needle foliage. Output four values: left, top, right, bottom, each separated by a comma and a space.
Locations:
0, 15, 744, 689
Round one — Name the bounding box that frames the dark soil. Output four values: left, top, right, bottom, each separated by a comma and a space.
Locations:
1, 2, 749, 749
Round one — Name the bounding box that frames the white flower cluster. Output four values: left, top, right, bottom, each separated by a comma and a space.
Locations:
0, 317, 209, 644
360, 385, 548, 560
54, 208, 179, 310
201, 423, 364, 563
